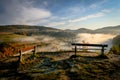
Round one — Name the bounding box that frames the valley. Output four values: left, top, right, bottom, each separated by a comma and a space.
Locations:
0, 25, 120, 80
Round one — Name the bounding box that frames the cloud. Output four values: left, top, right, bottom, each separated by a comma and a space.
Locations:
101, 9, 111, 13
46, 21, 65, 27
67, 6, 86, 15
43, 1, 48, 6
0, 0, 51, 25
21, 7, 51, 24
59, 9, 111, 29
68, 12, 104, 23
45, 10, 110, 28
90, 0, 107, 9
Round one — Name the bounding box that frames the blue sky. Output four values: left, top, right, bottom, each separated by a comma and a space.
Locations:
0, 0, 120, 30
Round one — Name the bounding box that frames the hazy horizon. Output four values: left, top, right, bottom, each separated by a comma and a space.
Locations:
0, 24, 119, 30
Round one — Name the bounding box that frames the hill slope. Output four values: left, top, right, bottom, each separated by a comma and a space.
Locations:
94, 25, 120, 34
66, 25, 120, 34
0, 25, 120, 38
0, 25, 76, 39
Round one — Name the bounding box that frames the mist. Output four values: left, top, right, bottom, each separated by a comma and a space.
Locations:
12, 35, 71, 52
12, 33, 116, 52
76, 33, 116, 50
12, 36, 39, 43
35, 35, 71, 52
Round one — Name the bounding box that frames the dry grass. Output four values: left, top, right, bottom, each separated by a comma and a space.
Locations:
0, 51, 120, 80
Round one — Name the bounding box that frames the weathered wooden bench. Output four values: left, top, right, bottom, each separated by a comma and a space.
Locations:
71, 43, 108, 56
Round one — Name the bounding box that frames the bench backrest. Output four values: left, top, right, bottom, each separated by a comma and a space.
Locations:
71, 43, 108, 56
71, 43, 108, 47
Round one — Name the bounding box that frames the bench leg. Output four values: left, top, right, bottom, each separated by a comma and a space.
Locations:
101, 46, 104, 55
75, 46, 77, 56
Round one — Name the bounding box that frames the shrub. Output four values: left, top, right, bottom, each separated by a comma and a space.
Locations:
109, 35, 120, 55
109, 45, 120, 54
0, 42, 34, 58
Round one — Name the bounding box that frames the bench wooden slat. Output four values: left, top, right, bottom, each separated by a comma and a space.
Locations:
72, 48, 107, 50
71, 43, 108, 47
71, 43, 108, 56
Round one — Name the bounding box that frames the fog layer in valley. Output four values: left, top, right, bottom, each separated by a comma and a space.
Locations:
76, 33, 116, 50
12, 33, 116, 52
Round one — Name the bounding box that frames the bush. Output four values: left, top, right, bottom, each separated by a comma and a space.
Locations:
109, 45, 120, 54
0, 42, 34, 58
0, 42, 15, 57
109, 35, 120, 55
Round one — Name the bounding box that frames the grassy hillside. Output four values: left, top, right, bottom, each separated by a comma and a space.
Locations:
0, 33, 26, 42
112, 35, 120, 45
0, 25, 76, 39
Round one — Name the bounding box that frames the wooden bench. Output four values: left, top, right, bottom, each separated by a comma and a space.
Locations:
71, 43, 108, 56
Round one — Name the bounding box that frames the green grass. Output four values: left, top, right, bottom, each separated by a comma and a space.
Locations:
0, 33, 25, 42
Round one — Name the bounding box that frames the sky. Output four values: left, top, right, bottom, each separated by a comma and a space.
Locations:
0, 0, 120, 30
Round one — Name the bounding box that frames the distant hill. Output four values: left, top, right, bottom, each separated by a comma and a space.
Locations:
65, 25, 120, 34
0, 25, 76, 39
94, 25, 120, 34
0, 25, 120, 39
0, 25, 59, 32
65, 28, 93, 33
